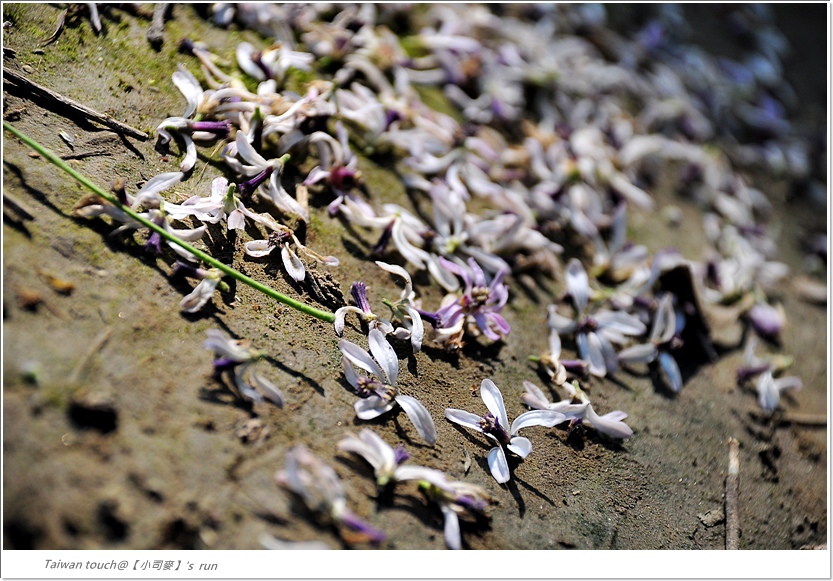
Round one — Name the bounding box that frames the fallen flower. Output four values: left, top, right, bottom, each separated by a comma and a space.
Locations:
276, 445, 386, 546
203, 328, 284, 406
445, 379, 565, 483
339, 328, 437, 445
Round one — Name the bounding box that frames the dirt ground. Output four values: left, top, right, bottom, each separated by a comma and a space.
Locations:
2, 4, 828, 551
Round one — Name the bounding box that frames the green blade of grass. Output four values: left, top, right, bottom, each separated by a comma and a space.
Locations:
4, 121, 336, 323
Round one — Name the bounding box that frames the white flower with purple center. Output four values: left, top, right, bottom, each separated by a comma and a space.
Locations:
408, 466, 493, 550
617, 293, 685, 392
548, 258, 646, 377
735, 336, 802, 413
337, 428, 415, 488
334, 281, 395, 337
376, 261, 426, 354
163, 176, 262, 231
435, 257, 511, 342
522, 380, 633, 440
445, 379, 565, 484
276, 445, 386, 547
203, 329, 284, 406
243, 213, 339, 283
338, 328, 437, 445
172, 262, 226, 314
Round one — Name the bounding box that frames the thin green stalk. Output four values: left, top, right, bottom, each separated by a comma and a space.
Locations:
4, 121, 336, 323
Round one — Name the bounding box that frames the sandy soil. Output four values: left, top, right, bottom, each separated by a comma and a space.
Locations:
2, 4, 827, 551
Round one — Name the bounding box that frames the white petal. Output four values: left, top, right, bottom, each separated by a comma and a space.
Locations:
244, 239, 275, 258
236, 129, 269, 168
609, 172, 654, 211
406, 307, 424, 354
548, 328, 562, 360
169, 223, 206, 242
179, 278, 218, 313
597, 332, 619, 376
396, 395, 437, 445
268, 174, 309, 222
774, 376, 802, 393
756, 372, 779, 412
566, 258, 589, 313
521, 381, 551, 410
440, 504, 462, 550
507, 436, 532, 459
204, 329, 249, 361
650, 293, 676, 343
341, 356, 359, 389
236, 42, 266, 81
547, 305, 577, 334
392, 219, 429, 269
578, 332, 606, 377
335, 306, 362, 337
135, 171, 184, 203
393, 465, 449, 488
658, 351, 683, 393
479, 379, 508, 431
338, 339, 385, 381
368, 328, 399, 386
511, 410, 566, 434
338, 433, 384, 472
281, 244, 306, 282
602, 410, 628, 422
355, 396, 395, 420
359, 429, 396, 473
251, 371, 285, 406
427, 253, 460, 292
617, 343, 658, 364
585, 405, 633, 439
172, 66, 202, 118
227, 208, 246, 231
596, 310, 647, 336
444, 408, 484, 433
180, 133, 197, 173
375, 261, 413, 298
487, 446, 510, 484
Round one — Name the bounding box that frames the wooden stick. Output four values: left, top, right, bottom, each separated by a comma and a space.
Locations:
147, 3, 171, 47
725, 437, 740, 550
3, 69, 149, 141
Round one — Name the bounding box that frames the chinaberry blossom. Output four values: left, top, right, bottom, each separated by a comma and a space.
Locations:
334, 281, 395, 337
236, 41, 313, 86
376, 261, 425, 353
203, 329, 284, 406
276, 445, 386, 546
224, 131, 308, 222
173, 261, 225, 313
338, 328, 437, 445
533, 315, 589, 385
548, 259, 646, 377
411, 467, 493, 550
735, 336, 801, 412
445, 379, 565, 484
243, 212, 339, 282
337, 428, 414, 488
164, 177, 261, 232
71, 172, 204, 261
522, 380, 633, 440
617, 293, 685, 392
435, 257, 511, 342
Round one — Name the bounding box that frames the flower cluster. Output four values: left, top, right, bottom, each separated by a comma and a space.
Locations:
85, 3, 814, 549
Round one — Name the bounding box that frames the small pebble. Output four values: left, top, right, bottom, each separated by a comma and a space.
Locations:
662, 205, 684, 227
21, 64, 34, 73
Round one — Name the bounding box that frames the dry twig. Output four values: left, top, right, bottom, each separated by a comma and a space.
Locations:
3, 69, 149, 141
725, 437, 740, 550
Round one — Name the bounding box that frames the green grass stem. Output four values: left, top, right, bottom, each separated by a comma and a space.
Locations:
4, 121, 336, 323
